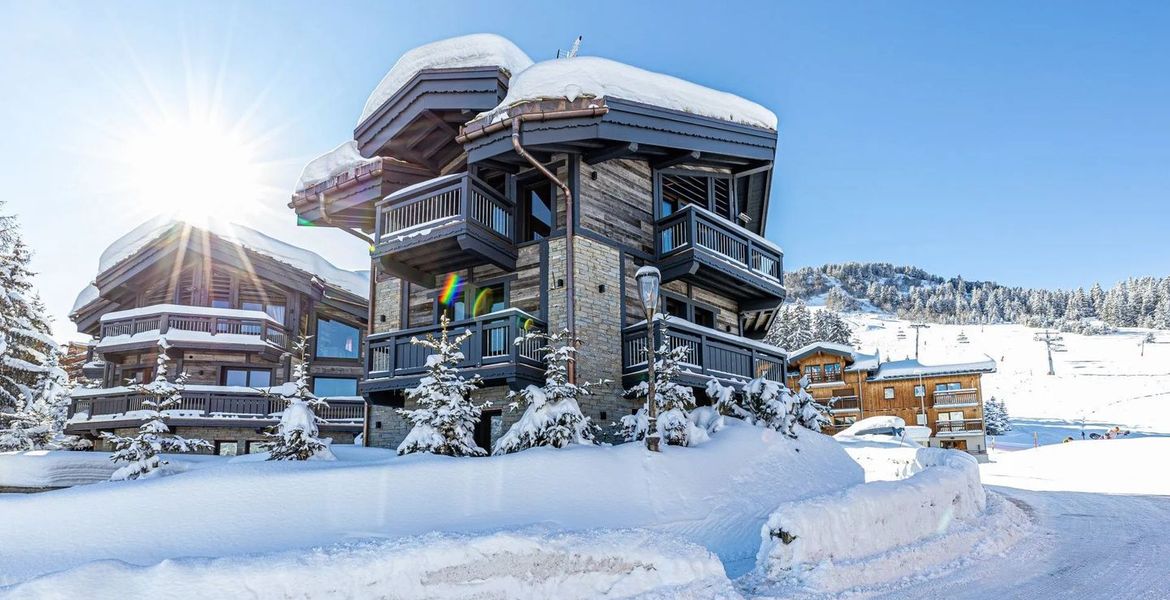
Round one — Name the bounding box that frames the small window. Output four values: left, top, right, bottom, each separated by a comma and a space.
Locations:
215, 441, 238, 456
437, 280, 467, 323
804, 365, 822, 375
313, 377, 358, 398
519, 179, 554, 242
246, 441, 269, 454
471, 283, 506, 318
694, 307, 715, 329
914, 385, 926, 397
884, 387, 895, 400
934, 382, 963, 392
316, 317, 360, 359
223, 368, 271, 388
665, 296, 688, 319
824, 363, 842, 376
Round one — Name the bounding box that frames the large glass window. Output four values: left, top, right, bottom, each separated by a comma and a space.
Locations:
519, 179, 554, 242
438, 286, 467, 323
471, 283, 506, 318
222, 368, 271, 387
313, 377, 359, 397
934, 382, 963, 392
315, 317, 360, 359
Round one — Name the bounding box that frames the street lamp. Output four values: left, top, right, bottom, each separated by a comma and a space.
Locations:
635, 266, 662, 452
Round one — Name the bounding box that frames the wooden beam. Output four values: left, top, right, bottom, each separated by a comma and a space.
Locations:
651, 150, 701, 170
582, 142, 638, 165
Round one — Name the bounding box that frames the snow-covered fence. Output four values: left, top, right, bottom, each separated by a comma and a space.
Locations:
756, 448, 986, 578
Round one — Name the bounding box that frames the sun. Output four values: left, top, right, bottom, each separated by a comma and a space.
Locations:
120, 114, 266, 224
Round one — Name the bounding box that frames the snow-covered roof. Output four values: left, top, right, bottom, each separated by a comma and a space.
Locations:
70, 284, 100, 315
868, 357, 997, 382
478, 56, 778, 131
358, 33, 534, 126
788, 341, 879, 371
295, 140, 379, 193
73, 217, 368, 314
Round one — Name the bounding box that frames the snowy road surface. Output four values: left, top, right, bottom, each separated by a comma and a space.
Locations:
878, 486, 1170, 599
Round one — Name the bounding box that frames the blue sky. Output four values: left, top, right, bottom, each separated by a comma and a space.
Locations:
2, 0, 1168, 338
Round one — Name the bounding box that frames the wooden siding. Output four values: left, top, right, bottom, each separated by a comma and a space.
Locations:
579, 158, 654, 254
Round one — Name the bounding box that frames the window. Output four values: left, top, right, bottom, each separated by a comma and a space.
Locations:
313, 377, 358, 398
934, 382, 963, 392
804, 365, 822, 378
883, 387, 895, 400
437, 284, 467, 322
316, 317, 360, 359
215, 441, 238, 456
658, 172, 735, 219
223, 369, 271, 387
519, 178, 554, 242
824, 363, 842, 376
694, 306, 715, 329
914, 384, 926, 397
246, 441, 269, 454
471, 283, 506, 318
665, 296, 688, 319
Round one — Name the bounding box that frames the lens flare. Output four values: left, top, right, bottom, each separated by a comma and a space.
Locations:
439, 273, 462, 305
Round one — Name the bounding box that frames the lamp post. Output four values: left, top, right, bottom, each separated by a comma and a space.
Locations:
636, 266, 662, 452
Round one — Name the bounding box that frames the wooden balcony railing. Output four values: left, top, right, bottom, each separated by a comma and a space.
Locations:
99, 306, 288, 348
622, 318, 786, 384
932, 389, 980, 407
69, 390, 363, 423
657, 204, 784, 282
366, 309, 545, 381
828, 395, 860, 412
374, 173, 512, 253
803, 372, 844, 385
935, 419, 985, 435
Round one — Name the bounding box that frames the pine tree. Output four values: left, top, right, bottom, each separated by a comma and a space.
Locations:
791, 377, 831, 433
811, 310, 854, 344
397, 314, 487, 456
0, 348, 75, 451
493, 329, 598, 455
266, 337, 335, 461
983, 396, 1012, 436
101, 341, 211, 480
621, 340, 700, 446
705, 375, 829, 437
0, 204, 57, 412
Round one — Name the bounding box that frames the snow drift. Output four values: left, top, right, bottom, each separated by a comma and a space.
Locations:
0, 451, 223, 489
0, 420, 861, 585
1, 530, 739, 600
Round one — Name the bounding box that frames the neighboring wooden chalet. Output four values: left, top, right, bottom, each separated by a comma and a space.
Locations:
786, 342, 996, 454
289, 34, 788, 450
67, 219, 369, 455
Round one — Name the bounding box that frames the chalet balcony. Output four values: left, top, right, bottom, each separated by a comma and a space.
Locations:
656, 205, 785, 306
373, 173, 516, 287
363, 309, 545, 392
95, 305, 289, 354
932, 389, 980, 408
65, 388, 364, 433
621, 317, 786, 388
804, 372, 845, 386
827, 395, 861, 413
935, 419, 985, 436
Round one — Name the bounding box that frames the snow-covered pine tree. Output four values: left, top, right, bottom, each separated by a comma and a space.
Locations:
791, 376, 831, 433
0, 347, 75, 451
397, 314, 487, 457
101, 340, 210, 480
621, 340, 701, 446
983, 396, 1012, 435
493, 329, 598, 455
266, 337, 335, 461
811, 310, 854, 345
0, 204, 57, 412
706, 376, 788, 431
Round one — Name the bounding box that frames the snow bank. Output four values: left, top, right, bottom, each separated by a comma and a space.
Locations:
359, 33, 533, 126
2, 529, 739, 600
756, 448, 986, 581
295, 140, 379, 192
0, 451, 225, 489
480, 56, 778, 130
982, 437, 1170, 495
0, 420, 861, 585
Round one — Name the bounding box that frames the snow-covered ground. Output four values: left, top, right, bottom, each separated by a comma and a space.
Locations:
846, 312, 1170, 446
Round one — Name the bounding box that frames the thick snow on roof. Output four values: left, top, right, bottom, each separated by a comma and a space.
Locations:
788, 341, 879, 371
869, 356, 997, 381
358, 33, 534, 126
480, 56, 778, 130
84, 216, 368, 301
295, 140, 378, 193
70, 284, 100, 315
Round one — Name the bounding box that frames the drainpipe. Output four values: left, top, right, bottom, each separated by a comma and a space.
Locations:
456, 106, 608, 385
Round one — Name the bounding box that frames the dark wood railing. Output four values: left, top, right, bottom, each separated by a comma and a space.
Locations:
374, 173, 513, 251
622, 318, 786, 383
70, 390, 363, 422
935, 419, 985, 434
803, 372, 844, 385
932, 389, 980, 407
100, 308, 288, 348
656, 204, 784, 282
366, 310, 545, 380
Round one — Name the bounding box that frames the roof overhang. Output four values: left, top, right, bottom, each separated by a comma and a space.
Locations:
288, 158, 433, 232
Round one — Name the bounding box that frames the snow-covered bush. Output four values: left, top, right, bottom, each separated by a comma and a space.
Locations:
493, 329, 598, 455
983, 396, 1012, 436
398, 314, 487, 457
791, 377, 831, 433
621, 340, 701, 447
101, 341, 210, 480
705, 375, 830, 437
0, 349, 78, 451
266, 338, 335, 461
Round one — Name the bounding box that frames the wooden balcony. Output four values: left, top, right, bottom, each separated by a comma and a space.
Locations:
363, 309, 545, 392
621, 317, 786, 388
372, 173, 516, 287
96, 305, 289, 354
932, 389, 980, 407
827, 395, 861, 413
804, 372, 845, 386
65, 388, 364, 433
935, 419, 985, 436
656, 205, 785, 306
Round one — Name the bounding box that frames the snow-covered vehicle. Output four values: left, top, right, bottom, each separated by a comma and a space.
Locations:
834, 415, 931, 446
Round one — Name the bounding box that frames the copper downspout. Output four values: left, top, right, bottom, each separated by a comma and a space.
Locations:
457, 106, 608, 385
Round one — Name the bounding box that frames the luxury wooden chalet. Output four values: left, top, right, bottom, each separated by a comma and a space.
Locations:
289, 34, 788, 450
785, 342, 996, 454
67, 219, 369, 455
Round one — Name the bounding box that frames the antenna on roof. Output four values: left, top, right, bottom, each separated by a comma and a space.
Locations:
557, 35, 583, 59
